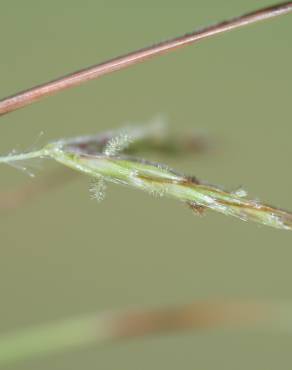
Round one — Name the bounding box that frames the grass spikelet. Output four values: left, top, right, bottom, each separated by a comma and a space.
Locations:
0, 125, 291, 230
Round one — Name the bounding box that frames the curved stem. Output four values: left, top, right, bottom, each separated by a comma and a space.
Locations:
0, 2, 291, 117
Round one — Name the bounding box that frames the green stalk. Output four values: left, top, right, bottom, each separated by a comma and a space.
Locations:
0, 149, 46, 164
0, 314, 111, 365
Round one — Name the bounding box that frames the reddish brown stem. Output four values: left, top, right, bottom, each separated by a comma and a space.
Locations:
0, 2, 291, 117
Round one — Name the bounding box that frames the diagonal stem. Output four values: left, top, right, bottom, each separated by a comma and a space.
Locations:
0, 2, 291, 117
0, 301, 291, 366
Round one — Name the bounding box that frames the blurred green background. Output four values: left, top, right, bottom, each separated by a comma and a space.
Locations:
0, 0, 291, 369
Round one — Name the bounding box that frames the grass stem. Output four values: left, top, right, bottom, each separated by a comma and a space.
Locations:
0, 2, 291, 116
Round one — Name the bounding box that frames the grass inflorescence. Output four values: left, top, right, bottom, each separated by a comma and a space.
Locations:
1, 122, 291, 230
